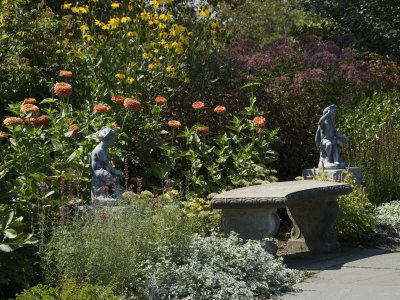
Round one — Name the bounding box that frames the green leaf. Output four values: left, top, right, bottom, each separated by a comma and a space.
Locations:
67, 151, 77, 163
64, 130, 74, 137
51, 139, 63, 151
44, 191, 55, 198
40, 98, 57, 104
4, 229, 17, 239
0, 244, 13, 252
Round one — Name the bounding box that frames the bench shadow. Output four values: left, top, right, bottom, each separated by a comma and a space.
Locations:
281, 247, 400, 271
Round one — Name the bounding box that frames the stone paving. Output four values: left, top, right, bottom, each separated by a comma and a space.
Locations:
278, 247, 400, 300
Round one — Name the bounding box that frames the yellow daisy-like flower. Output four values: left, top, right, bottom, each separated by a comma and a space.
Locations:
108, 17, 120, 29
62, 2, 72, 9
140, 9, 151, 20
98, 35, 107, 42
111, 2, 121, 9
184, 77, 190, 83
83, 34, 93, 42
80, 24, 89, 32
115, 73, 126, 79
121, 16, 131, 23
127, 31, 138, 37
212, 39, 218, 46
199, 9, 210, 17
126, 77, 134, 84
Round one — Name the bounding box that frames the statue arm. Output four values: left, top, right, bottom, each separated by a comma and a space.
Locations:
318, 111, 330, 125
335, 130, 347, 141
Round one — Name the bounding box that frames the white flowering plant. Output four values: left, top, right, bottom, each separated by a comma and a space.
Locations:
372, 200, 400, 237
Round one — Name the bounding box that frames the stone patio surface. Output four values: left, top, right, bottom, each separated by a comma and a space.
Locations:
278, 247, 400, 300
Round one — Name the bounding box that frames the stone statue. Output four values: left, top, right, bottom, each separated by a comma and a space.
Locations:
315, 104, 347, 169
89, 126, 122, 201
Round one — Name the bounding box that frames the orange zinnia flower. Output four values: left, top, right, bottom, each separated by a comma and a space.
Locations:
0, 132, 8, 138
214, 106, 226, 114
95, 130, 100, 137
68, 124, 81, 139
168, 120, 181, 128
59, 70, 72, 77
20, 104, 40, 117
252, 116, 266, 128
24, 98, 36, 104
94, 104, 111, 113
25, 117, 36, 126
124, 98, 141, 112
54, 82, 72, 98
34, 115, 50, 129
3, 117, 23, 126
192, 101, 205, 110
155, 96, 167, 104
111, 94, 125, 104
196, 126, 209, 133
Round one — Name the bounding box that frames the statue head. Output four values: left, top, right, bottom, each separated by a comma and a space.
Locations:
98, 126, 117, 146
323, 104, 338, 119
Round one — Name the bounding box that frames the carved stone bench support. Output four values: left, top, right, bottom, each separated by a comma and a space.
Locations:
286, 195, 340, 252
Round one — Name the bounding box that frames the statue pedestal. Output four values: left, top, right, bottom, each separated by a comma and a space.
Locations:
302, 167, 361, 187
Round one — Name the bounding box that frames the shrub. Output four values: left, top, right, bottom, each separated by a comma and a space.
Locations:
16, 278, 119, 300
140, 233, 303, 299
313, 171, 375, 240
372, 201, 400, 237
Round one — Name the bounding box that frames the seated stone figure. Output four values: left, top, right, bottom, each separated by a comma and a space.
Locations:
315, 104, 347, 169
89, 126, 122, 201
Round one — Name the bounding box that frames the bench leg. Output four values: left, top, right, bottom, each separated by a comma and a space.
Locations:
286, 195, 340, 252
220, 208, 280, 254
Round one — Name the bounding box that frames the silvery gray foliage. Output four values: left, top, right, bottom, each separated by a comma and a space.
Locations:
140, 233, 302, 299
372, 201, 400, 237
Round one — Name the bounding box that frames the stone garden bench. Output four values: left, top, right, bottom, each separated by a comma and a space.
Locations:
210, 180, 352, 254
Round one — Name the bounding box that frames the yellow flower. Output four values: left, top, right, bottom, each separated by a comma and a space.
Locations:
126, 77, 134, 84
111, 2, 121, 9
166, 65, 175, 73
131, 62, 138, 67
83, 34, 93, 42
98, 35, 107, 42
115, 73, 126, 79
71, 7, 79, 13
62, 2, 72, 9
121, 16, 131, 23
158, 23, 166, 29
108, 17, 120, 29
142, 52, 153, 59
153, 0, 159, 9
184, 77, 190, 83
153, 48, 159, 54
80, 24, 89, 32
127, 31, 138, 37
78, 6, 89, 14
95, 19, 105, 27
212, 39, 218, 46
199, 9, 210, 17
140, 9, 151, 20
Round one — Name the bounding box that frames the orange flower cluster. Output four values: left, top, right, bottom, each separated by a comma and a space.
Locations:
113, 123, 120, 129
124, 98, 141, 112
54, 82, 72, 98
192, 101, 205, 110
0, 132, 8, 138
24, 98, 36, 104
20, 104, 40, 117
68, 124, 81, 139
168, 120, 181, 128
94, 104, 111, 113
214, 105, 226, 114
257, 128, 264, 135
112, 94, 125, 104
59, 70, 72, 77
197, 126, 209, 133
25, 118, 36, 125
252, 116, 266, 127
3, 117, 23, 126
34, 115, 50, 129
155, 96, 167, 104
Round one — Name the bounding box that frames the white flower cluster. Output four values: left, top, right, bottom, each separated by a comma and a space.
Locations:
140, 233, 302, 299
372, 200, 400, 237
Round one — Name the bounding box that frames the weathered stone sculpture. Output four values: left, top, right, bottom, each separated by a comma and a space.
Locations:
89, 126, 122, 202
315, 104, 347, 169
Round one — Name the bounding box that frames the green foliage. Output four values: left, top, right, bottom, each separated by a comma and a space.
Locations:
372, 200, 400, 237
314, 171, 375, 240
140, 233, 303, 299
214, 0, 315, 45
299, 0, 400, 59
339, 91, 400, 204
43, 194, 197, 294
16, 278, 119, 300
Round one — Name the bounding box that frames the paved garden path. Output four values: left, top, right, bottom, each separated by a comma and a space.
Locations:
279, 247, 400, 300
